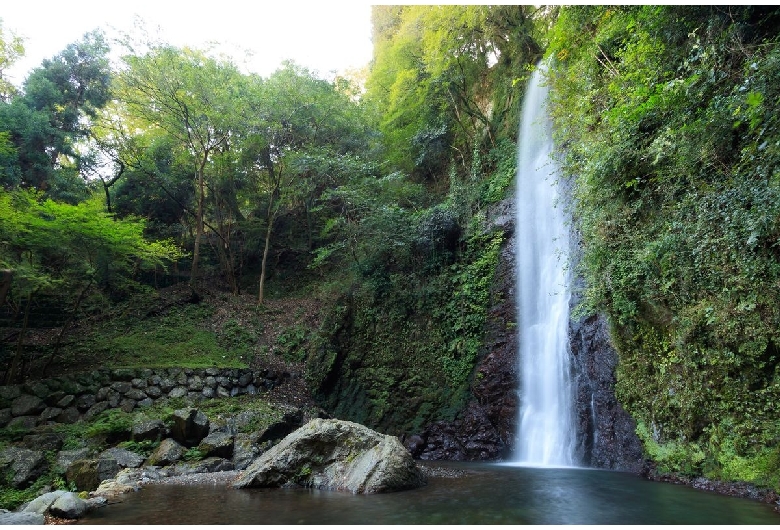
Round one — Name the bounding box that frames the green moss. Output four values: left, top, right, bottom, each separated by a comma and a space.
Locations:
548, 6, 780, 490
63, 302, 250, 369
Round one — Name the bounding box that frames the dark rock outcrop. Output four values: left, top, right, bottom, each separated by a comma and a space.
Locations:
65, 458, 121, 491
412, 192, 644, 472
146, 438, 185, 466
170, 408, 210, 446
234, 418, 426, 494
569, 312, 644, 471
416, 197, 519, 460
0, 447, 48, 488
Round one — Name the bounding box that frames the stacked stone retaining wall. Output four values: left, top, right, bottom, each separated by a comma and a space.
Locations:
0, 367, 286, 429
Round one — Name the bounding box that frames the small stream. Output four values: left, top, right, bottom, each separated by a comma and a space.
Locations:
80, 462, 779, 525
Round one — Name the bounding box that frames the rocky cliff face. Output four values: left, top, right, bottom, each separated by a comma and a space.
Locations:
414, 195, 645, 472
569, 312, 645, 472
415, 198, 518, 461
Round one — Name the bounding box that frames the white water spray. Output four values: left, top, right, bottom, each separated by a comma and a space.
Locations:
514, 65, 576, 467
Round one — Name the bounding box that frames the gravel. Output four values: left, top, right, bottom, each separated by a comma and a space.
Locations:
145, 470, 243, 487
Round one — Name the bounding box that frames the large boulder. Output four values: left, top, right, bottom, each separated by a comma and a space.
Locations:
21, 490, 68, 515
48, 492, 87, 519
257, 409, 303, 444
197, 431, 234, 459
146, 438, 184, 466
65, 458, 121, 492
56, 448, 92, 472
233, 418, 426, 494
233, 433, 261, 470
0, 447, 48, 488
22, 433, 64, 452
99, 447, 145, 468
170, 408, 210, 446
11, 394, 44, 417
132, 419, 168, 442
0, 510, 44, 525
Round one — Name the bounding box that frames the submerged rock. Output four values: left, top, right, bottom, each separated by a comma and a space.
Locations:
233, 418, 426, 494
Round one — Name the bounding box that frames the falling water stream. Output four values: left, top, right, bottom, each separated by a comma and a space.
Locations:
514, 64, 576, 466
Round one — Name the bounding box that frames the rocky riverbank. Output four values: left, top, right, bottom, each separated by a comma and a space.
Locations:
643, 467, 780, 514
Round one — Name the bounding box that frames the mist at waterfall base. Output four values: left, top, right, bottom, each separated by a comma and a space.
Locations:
513, 65, 576, 467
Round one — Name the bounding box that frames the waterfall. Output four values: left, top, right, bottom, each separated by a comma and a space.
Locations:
514, 65, 577, 467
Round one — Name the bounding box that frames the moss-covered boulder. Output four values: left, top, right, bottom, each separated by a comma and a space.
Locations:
65, 458, 121, 492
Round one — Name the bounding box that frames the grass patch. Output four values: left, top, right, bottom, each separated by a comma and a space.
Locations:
66, 303, 250, 369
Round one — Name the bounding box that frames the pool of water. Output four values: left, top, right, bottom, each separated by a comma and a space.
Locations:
79, 462, 780, 525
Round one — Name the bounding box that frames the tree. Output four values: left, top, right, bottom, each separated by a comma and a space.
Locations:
0, 189, 181, 382
115, 45, 247, 289
365, 6, 539, 183
0, 30, 111, 200
240, 62, 375, 303
0, 18, 24, 101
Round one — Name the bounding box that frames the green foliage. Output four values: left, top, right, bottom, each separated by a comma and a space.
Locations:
0, 30, 111, 199
0, 19, 24, 101
438, 229, 504, 386
309, 222, 503, 434
182, 447, 206, 462
0, 474, 66, 511
636, 421, 705, 476
0, 189, 182, 299
83, 408, 134, 439
117, 439, 158, 457
366, 5, 539, 181
277, 323, 311, 363
481, 139, 518, 204
548, 5, 780, 488
218, 318, 259, 360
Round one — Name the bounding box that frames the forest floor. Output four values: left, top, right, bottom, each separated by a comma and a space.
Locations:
3, 281, 326, 409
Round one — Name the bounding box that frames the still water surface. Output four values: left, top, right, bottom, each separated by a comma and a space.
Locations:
80, 462, 779, 525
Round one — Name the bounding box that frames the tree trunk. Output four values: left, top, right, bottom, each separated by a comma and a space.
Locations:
0, 269, 12, 308
190, 162, 206, 290
258, 217, 273, 305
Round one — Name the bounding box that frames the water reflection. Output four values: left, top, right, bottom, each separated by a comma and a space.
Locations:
80, 462, 779, 525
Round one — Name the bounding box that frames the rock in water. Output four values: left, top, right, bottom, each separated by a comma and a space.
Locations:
48, 492, 87, 519
0, 510, 45, 525
233, 418, 426, 494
